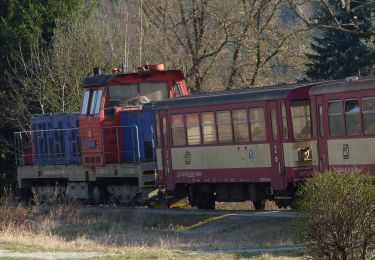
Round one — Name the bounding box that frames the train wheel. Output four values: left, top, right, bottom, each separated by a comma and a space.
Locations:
253, 199, 266, 210
196, 195, 215, 210
108, 194, 120, 206
92, 186, 107, 205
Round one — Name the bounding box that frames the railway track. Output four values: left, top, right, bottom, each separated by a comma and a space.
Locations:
78, 206, 297, 218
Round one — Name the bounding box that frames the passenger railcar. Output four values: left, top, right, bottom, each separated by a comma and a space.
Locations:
310, 76, 375, 173
153, 83, 320, 209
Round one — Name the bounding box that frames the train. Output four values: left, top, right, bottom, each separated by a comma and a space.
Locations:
14, 64, 375, 209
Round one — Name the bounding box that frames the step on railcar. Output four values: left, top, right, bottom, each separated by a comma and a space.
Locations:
153, 83, 320, 209
14, 64, 189, 204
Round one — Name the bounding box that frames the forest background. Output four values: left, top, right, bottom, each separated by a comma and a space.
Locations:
1, 0, 375, 188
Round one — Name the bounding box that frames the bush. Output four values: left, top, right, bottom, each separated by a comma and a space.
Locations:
294, 170, 375, 260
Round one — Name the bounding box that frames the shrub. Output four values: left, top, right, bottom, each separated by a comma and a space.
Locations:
294, 170, 375, 260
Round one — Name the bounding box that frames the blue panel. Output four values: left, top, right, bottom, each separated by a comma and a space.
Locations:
31, 114, 53, 165
120, 110, 155, 162
31, 112, 81, 165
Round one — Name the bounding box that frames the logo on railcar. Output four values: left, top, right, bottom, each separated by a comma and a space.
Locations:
248, 148, 255, 162
343, 144, 350, 159
184, 151, 191, 164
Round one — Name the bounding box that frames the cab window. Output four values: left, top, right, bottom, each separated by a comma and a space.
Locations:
81, 89, 102, 115
174, 83, 183, 97
81, 90, 90, 115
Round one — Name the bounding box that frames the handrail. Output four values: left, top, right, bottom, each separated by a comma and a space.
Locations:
101, 125, 141, 164
14, 128, 81, 167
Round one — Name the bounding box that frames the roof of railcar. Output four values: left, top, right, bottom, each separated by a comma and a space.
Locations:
153, 82, 316, 110
310, 75, 375, 95
83, 70, 184, 87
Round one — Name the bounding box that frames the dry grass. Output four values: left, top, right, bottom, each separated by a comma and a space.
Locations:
215, 200, 285, 211
0, 194, 300, 259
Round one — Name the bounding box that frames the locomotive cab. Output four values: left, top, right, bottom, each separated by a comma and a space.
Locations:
80, 64, 188, 167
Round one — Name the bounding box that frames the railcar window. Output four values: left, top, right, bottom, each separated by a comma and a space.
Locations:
94, 90, 102, 114
271, 110, 278, 141
89, 90, 98, 115
345, 99, 361, 136
249, 108, 266, 142
171, 115, 186, 146
216, 111, 233, 143
291, 100, 312, 139
201, 112, 217, 144
233, 109, 249, 143
319, 105, 324, 138
281, 103, 288, 140
155, 114, 161, 146
81, 90, 90, 115
362, 97, 375, 135
162, 117, 168, 146
107, 82, 168, 104
186, 113, 201, 145
328, 100, 345, 137
173, 83, 183, 97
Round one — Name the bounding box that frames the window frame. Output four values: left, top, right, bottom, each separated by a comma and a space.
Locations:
186, 113, 201, 146
81, 89, 102, 116
344, 98, 362, 136
216, 110, 233, 144
328, 100, 345, 137
361, 96, 375, 136
232, 109, 249, 143
201, 112, 217, 145
291, 99, 312, 140
170, 114, 186, 146
81, 90, 90, 115
281, 102, 289, 140
249, 107, 267, 142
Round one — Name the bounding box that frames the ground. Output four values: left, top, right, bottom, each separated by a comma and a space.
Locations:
0, 201, 305, 259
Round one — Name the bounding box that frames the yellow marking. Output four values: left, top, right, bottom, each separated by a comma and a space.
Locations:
183, 214, 232, 231
169, 201, 190, 208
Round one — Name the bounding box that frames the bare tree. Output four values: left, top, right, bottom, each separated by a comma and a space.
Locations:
143, 0, 229, 91
142, 0, 309, 91
96, 0, 143, 70
287, 0, 375, 37
217, 0, 310, 89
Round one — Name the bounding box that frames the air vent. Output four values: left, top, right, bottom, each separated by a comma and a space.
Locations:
144, 142, 153, 160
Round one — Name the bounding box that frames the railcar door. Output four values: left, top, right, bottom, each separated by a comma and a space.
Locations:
267, 101, 285, 190
160, 111, 174, 191
315, 95, 329, 171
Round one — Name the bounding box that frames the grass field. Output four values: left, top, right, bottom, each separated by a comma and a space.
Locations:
0, 200, 303, 259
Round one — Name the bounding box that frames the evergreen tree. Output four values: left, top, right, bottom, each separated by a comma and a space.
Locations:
306, 2, 375, 81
